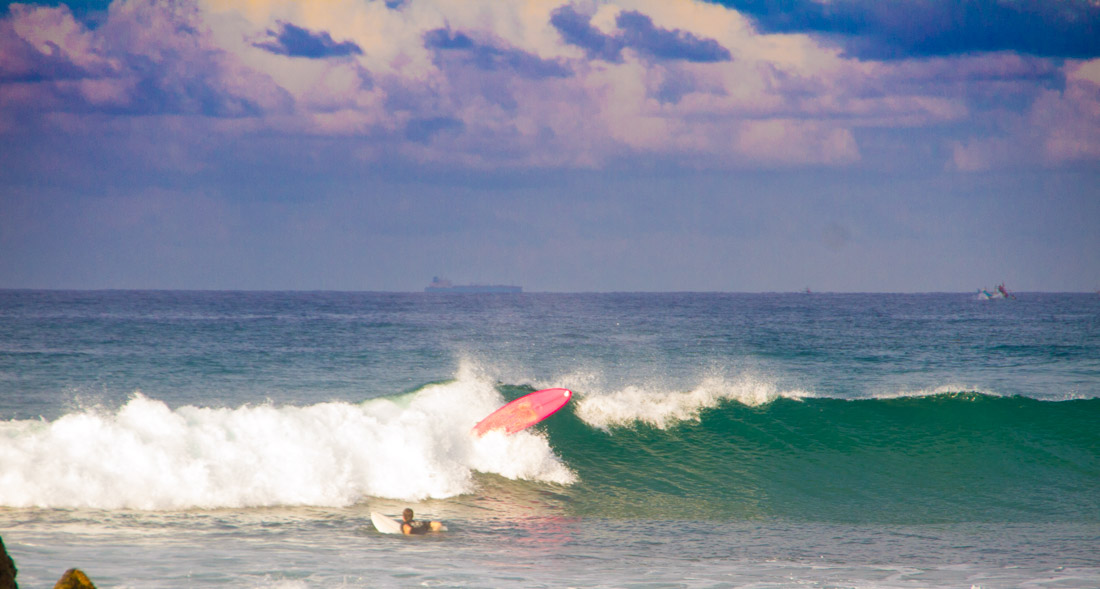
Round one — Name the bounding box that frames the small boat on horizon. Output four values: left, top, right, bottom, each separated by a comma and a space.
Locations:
977, 283, 1015, 300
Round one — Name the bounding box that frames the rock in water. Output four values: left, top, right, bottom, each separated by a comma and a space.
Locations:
0, 536, 17, 589
54, 569, 95, 589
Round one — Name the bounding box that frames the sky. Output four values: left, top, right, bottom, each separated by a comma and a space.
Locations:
1, 0, 1098, 292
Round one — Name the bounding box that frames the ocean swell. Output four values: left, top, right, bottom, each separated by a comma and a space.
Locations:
555, 392, 1100, 523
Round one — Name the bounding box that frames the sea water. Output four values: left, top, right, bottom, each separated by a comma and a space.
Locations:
1, 290, 1098, 588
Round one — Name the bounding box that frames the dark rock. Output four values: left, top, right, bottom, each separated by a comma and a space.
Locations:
0, 535, 17, 589
54, 569, 96, 589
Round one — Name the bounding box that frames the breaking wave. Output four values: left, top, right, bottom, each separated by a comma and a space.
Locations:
0, 369, 574, 510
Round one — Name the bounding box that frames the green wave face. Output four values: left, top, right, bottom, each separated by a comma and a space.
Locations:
544, 393, 1100, 524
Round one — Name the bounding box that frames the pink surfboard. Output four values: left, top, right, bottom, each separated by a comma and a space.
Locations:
472, 388, 573, 437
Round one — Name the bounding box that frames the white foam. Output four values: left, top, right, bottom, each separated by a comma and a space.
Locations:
0, 371, 574, 510
860, 383, 1000, 400
574, 374, 810, 430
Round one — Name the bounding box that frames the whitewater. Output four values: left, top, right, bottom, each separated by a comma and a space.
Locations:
1, 290, 1098, 587
0, 368, 812, 510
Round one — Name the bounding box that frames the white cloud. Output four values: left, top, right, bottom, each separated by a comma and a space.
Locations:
1036, 65, 1100, 164
1, 0, 1097, 172
7, 3, 107, 71
944, 57, 1100, 171
737, 119, 859, 166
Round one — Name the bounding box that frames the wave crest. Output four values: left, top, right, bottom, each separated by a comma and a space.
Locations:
574, 374, 809, 430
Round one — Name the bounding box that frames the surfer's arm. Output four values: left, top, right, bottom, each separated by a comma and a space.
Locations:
402, 523, 413, 535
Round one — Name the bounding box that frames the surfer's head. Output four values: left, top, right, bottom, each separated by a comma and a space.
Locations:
403, 508, 414, 522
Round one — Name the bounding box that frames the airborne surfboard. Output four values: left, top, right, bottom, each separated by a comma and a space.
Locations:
472, 388, 573, 437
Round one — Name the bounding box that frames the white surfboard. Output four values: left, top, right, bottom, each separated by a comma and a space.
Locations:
370, 511, 403, 534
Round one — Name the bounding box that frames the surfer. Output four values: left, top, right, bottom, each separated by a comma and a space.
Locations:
401, 508, 443, 535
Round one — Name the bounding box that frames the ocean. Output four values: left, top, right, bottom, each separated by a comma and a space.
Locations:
1, 290, 1098, 588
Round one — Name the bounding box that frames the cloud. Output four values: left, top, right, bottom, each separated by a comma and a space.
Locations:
550, 5, 732, 63
424, 27, 571, 79
1039, 62, 1100, 163
254, 21, 363, 59
1, 0, 1098, 174
404, 115, 464, 143
736, 120, 859, 166
709, 0, 1100, 60
549, 4, 625, 62
615, 10, 731, 62
949, 58, 1100, 170
0, 4, 114, 83
0, 1, 290, 118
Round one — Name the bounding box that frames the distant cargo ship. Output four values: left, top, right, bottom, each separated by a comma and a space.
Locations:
425, 277, 522, 293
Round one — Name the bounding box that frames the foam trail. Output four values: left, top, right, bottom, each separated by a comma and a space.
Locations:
575, 374, 809, 430
864, 383, 999, 400
0, 374, 574, 510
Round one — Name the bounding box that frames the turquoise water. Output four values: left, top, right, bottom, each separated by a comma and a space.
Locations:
555, 394, 1100, 523
1, 291, 1098, 587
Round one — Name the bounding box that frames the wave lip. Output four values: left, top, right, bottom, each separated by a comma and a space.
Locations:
574, 375, 810, 430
